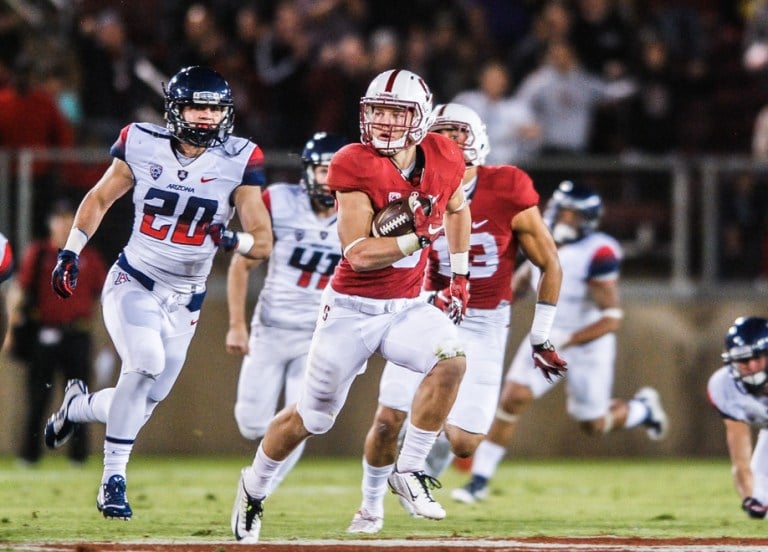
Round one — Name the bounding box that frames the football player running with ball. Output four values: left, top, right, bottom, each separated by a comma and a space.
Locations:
452, 181, 669, 505
226, 132, 347, 493
348, 102, 565, 534
708, 316, 768, 520
45, 66, 273, 520
231, 69, 472, 543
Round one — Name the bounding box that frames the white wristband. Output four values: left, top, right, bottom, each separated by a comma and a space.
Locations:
64, 228, 89, 255
601, 307, 624, 320
530, 302, 557, 346
235, 232, 255, 255
396, 233, 421, 256
450, 251, 469, 275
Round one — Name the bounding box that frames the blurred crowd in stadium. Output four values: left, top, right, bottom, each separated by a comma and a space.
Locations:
0, 0, 765, 157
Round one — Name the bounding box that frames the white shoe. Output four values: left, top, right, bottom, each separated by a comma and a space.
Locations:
231, 468, 263, 543
347, 508, 383, 534
635, 387, 669, 441
450, 478, 489, 504
44, 379, 88, 449
387, 470, 446, 520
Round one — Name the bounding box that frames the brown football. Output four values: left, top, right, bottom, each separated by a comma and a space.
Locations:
371, 195, 432, 237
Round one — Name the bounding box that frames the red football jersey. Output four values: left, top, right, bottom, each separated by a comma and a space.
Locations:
425, 165, 540, 309
328, 133, 465, 299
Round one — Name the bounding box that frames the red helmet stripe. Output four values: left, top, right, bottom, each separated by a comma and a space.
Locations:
385, 69, 401, 91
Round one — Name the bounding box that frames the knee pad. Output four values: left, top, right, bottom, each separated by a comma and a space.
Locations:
434, 338, 465, 362
296, 401, 335, 435
234, 404, 267, 441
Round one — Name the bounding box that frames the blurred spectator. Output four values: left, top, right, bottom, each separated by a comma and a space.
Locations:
571, 0, 633, 81
752, 101, 768, 158
8, 200, 107, 465
254, 0, 312, 147
0, 54, 76, 239
625, 33, 680, 155
452, 60, 542, 164
508, 0, 574, 85
515, 39, 635, 155
304, 32, 372, 141
74, 9, 158, 146
424, 9, 478, 103
719, 172, 768, 279
368, 27, 400, 75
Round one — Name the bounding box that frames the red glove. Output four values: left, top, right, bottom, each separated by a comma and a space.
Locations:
448, 273, 470, 324
532, 340, 568, 382
410, 195, 441, 248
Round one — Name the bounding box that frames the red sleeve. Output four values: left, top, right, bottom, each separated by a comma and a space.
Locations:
17, 242, 44, 291
0, 240, 13, 282
262, 187, 272, 215
328, 144, 378, 193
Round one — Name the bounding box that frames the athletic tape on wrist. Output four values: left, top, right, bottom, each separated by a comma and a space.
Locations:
601, 307, 624, 319
396, 233, 421, 256
235, 232, 255, 255
64, 228, 89, 255
450, 251, 469, 275
530, 302, 557, 346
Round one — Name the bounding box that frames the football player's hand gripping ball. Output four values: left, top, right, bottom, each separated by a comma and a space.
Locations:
532, 340, 568, 382
51, 249, 80, 299
409, 194, 439, 248
206, 223, 239, 252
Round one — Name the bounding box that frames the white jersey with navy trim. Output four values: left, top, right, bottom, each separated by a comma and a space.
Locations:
255, 183, 341, 330
117, 123, 260, 291
528, 231, 622, 333
708, 366, 768, 428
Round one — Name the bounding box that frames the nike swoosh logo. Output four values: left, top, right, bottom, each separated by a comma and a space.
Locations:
201, 177, 216, 183
428, 224, 443, 235
472, 219, 488, 229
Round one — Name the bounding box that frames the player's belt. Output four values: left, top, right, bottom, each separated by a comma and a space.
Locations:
117, 252, 206, 312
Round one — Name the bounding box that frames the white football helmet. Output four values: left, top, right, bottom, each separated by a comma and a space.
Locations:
360, 69, 434, 156
430, 102, 490, 166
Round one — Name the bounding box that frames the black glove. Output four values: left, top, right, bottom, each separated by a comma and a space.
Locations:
51, 249, 80, 298
742, 496, 768, 519
532, 340, 568, 383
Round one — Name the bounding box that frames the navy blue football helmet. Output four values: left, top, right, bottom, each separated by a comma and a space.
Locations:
301, 132, 347, 208
544, 180, 603, 244
164, 66, 235, 147
723, 316, 768, 394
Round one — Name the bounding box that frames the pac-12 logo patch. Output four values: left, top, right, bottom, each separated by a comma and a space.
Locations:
149, 163, 163, 180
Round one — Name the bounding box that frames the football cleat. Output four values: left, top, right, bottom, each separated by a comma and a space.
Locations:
232, 467, 263, 543
346, 508, 384, 534
97, 475, 132, 519
451, 476, 489, 504
635, 386, 669, 441
387, 470, 445, 520
44, 379, 88, 449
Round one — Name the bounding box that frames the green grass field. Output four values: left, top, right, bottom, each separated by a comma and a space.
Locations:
0, 455, 758, 544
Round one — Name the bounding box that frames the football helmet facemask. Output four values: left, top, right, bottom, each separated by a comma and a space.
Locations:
301, 132, 348, 208
430, 102, 490, 167
360, 69, 434, 156
543, 180, 603, 245
164, 66, 235, 148
723, 316, 768, 394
